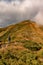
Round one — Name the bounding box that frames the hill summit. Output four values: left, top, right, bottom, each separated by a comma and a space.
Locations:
0, 20, 43, 43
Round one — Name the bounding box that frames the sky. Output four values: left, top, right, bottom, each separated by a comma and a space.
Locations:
0, 0, 43, 27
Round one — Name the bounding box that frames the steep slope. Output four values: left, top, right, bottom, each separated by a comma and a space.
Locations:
40, 25, 43, 31
0, 20, 43, 43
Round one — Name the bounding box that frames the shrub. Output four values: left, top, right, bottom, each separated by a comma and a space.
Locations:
23, 40, 41, 51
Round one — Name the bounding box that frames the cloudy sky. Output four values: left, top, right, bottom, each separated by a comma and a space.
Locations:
0, 0, 43, 27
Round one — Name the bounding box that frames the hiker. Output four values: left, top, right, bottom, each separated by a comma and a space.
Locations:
0, 43, 2, 48
8, 35, 11, 43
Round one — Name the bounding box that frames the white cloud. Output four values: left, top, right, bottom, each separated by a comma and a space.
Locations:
33, 11, 43, 25
0, 0, 43, 27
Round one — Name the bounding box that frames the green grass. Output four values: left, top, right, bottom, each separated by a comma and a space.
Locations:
0, 48, 41, 65
23, 40, 42, 51
0, 40, 43, 65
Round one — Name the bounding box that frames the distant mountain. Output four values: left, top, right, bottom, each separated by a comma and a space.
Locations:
0, 20, 43, 43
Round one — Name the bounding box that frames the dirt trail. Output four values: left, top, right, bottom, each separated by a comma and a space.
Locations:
0, 42, 28, 51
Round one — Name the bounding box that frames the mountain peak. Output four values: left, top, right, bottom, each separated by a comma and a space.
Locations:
21, 20, 36, 24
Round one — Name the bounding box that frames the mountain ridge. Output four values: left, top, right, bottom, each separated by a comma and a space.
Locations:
0, 20, 43, 43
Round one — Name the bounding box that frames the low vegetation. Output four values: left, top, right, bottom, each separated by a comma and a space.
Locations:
0, 20, 43, 65
0, 40, 42, 65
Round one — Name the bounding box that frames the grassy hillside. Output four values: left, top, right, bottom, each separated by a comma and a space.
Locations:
0, 20, 43, 65
0, 40, 43, 65
0, 20, 43, 43
40, 25, 43, 31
